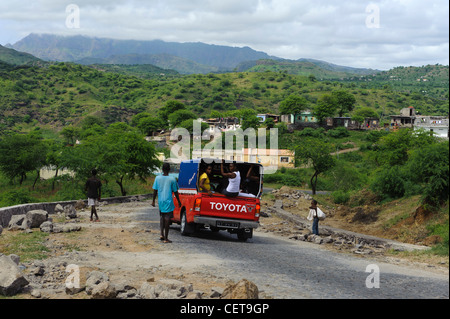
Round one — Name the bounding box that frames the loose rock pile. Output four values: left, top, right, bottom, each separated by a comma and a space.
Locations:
1, 251, 259, 299
0, 204, 83, 297
6, 204, 82, 234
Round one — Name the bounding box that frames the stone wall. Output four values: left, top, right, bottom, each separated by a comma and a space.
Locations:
0, 194, 152, 228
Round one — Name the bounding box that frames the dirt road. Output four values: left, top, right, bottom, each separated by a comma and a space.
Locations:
21, 199, 447, 299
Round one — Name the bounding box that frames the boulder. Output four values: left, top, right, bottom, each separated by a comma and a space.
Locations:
9, 254, 20, 265
25, 210, 48, 228
54, 204, 64, 213
62, 224, 81, 233
221, 279, 259, 299
64, 205, 77, 219
210, 286, 225, 298
114, 282, 137, 299
0, 225, 3, 236
30, 261, 45, 276
85, 271, 109, 295
138, 282, 157, 299
8, 214, 26, 230
0, 254, 29, 296
40, 221, 53, 233
90, 281, 117, 299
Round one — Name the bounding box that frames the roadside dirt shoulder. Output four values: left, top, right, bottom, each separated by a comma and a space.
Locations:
6, 194, 448, 300
260, 187, 448, 275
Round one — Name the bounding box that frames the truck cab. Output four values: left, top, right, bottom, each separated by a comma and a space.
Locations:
172, 158, 262, 241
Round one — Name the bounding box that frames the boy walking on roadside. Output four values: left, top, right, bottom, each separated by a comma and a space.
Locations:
85, 169, 102, 222
152, 163, 181, 243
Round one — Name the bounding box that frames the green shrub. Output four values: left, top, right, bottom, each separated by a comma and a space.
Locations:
328, 127, 350, 138
0, 189, 37, 208
370, 166, 406, 199
296, 127, 324, 138
332, 190, 350, 204
427, 220, 449, 256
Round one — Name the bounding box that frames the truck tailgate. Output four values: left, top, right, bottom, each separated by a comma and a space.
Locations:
198, 193, 259, 221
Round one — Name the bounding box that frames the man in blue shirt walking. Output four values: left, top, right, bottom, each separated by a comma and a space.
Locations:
152, 163, 181, 243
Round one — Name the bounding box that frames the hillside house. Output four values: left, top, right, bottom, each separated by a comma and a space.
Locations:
414, 116, 449, 139
243, 148, 295, 169
362, 117, 381, 130
204, 117, 240, 132
191, 148, 295, 169
257, 114, 280, 123
390, 107, 416, 128
326, 117, 360, 130
280, 110, 317, 124
280, 114, 294, 124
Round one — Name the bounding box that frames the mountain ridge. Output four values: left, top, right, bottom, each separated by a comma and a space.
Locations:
10, 33, 275, 70
10, 33, 379, 76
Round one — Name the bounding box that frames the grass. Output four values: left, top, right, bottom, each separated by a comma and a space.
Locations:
0, 171, 154, 208
0, 231, 50, 262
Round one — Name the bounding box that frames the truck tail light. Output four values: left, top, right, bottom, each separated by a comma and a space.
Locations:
194, 198, 202, 212
255, 204, 261, 217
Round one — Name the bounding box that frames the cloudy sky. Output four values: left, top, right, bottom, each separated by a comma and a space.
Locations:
0, 0, 448, 70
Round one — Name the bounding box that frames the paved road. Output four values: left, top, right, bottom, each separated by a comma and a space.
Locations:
137, 206, 448, 299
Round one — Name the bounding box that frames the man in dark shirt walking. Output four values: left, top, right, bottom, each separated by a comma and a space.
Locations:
85, 169, 102, 222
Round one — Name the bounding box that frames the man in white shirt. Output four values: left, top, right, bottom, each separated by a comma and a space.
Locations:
220, 160, 241, 197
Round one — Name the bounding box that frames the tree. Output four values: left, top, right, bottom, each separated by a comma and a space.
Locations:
64, 126, 160, 196
279, 95, 309, 116
332, 90, 356, 117
168, 110, 197, 128
264, 117, 275, 129
137, 116, 165, 136
0, 133, 48, 185
313, 94, 338, 123
237, 108, 260, 131
60, 126, 81, 145
369, 129, 436, 167
407, 141, 449, 206
294, 138, 336, 195
353, 107, 379, 119
159, 100, 186, 122
45, 139, 66, 191
371, 166, 406, 199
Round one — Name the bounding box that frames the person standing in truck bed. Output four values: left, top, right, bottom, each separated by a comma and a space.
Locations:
152, 163, 182, 243
220, 160, 241, 197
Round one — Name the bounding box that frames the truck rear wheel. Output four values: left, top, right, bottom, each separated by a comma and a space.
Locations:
180, 211, 195, 236
237, 228, 253, 241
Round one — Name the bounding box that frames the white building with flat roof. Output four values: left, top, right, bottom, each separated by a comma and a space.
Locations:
414, 116, 449, 139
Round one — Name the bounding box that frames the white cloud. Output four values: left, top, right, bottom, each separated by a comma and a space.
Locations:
0, 0, 448, 69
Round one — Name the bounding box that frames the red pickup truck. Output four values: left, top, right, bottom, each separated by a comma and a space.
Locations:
171, 158, 263, 241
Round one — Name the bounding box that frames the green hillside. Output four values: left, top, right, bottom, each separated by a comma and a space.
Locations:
235, 59, 378, 79
342, 64, 449, 101
0, 60, 448, 134
0, 45, 43, 66
78, 53, 218, 75
88, 64, 180, 79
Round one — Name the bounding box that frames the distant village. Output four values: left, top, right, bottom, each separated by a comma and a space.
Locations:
147, 107, 449, 170
40, 106, 448, 179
